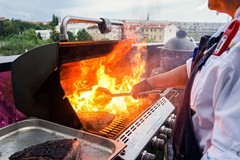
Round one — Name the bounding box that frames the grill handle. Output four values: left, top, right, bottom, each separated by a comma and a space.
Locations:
59, 16, 126, 42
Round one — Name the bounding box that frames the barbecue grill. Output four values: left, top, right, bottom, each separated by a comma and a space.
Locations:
10, 16, 182, 160
160, 30, 197, 72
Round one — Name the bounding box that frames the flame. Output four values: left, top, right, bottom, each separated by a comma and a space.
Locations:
60, 40, 148, 115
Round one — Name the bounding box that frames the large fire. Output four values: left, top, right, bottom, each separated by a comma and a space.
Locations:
60, 40, 151, 117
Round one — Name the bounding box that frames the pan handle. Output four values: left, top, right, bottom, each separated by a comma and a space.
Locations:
59, 16, 126, 42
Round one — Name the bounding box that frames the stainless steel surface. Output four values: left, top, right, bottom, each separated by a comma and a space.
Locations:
0, 118, 126, 160
152, 136, 165, 150
59, 16, 126, 41
116, 96, 175, 160
141, 150, 156, 160
96, 87, 163, 98
159, 126, 172, 138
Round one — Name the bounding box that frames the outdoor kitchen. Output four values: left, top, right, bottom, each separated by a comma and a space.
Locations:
0, 16, 194, 160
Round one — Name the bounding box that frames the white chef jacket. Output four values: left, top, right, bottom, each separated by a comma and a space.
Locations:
186, 7, 240, 160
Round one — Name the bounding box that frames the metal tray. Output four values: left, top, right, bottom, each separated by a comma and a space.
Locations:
0, 118, 126, 160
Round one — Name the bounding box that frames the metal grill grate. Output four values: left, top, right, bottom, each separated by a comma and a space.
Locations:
96, 98, 163, 139
84, 89, 178, 140
98, 113, 138, 139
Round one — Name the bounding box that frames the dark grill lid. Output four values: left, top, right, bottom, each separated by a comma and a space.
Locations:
162, 30, 196, 52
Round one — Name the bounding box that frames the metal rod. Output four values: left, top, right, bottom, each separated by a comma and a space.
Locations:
59, 16, 126, 41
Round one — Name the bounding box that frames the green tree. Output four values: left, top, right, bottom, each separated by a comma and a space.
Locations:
1, 20, 18, 36
76, 29, 93, 41
0, 29, 49, 55
67, 31, 76, 41
49, 14, 59, 27
49, 14, 60, 42
0, 18, 51, 38
0, 17, 55, 56
50, 29, 59, 42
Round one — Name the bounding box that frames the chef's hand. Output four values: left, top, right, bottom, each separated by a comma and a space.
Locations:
131, 79, 153, 99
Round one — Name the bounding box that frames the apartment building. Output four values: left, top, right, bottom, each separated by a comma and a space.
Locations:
124, 20, 178, 43
54, 19, 224, 42
173, 21, 225, 39
140, 24, 178, 43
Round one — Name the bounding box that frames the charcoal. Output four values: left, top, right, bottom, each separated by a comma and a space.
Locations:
9, 138, 81, 160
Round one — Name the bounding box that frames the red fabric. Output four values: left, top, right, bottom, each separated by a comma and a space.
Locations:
213, 20, 240, 56
0, 71, 25, 128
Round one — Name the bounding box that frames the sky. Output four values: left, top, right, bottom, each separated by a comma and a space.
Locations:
0, 0, 231, 23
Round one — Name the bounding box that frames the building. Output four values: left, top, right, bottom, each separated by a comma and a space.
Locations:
54, 19, 178, 43
87, 25, 122, 40
35, 30, 52, 40
54, 18, 226, 43
173, 21, 225, 40
55, 22, 83, 35
140, 24, 178, 43
0, 17, 6, 21
125, 20, 179, 43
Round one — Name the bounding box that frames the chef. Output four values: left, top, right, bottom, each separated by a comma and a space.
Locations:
132, 0, 240, 159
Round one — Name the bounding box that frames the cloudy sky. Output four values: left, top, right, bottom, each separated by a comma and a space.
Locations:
0, 0, 231, 23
